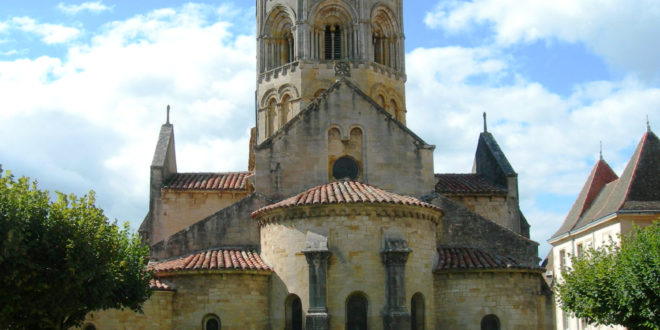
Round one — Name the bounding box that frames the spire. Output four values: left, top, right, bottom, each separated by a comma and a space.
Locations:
483, 112, 488, 133
647, 114, 651, 132
600, 141, 603, 161
166, 105, 171, 125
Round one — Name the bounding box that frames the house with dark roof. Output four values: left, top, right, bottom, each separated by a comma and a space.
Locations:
81, 0, 554, 329
547, 128, 660, 330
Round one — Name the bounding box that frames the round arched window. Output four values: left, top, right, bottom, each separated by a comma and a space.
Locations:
203, 314, 221, 330
332, 156, 359, 180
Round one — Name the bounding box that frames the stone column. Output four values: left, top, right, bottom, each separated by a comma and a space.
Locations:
303, 231, 331, 330
382, 236, 412, 330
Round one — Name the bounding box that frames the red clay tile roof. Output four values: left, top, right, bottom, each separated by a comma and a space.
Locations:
149, 278, 175, 291
435, 174, 507, 195
163, 172, 252, 191
151, 249, 271, 273
436, 247, 537, 271
252, 181, 441, 217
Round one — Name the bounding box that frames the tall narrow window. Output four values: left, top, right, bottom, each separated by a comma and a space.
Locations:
285, 294, 303, 330
324, 25, 341, 60
559, 249, 567, 270
411, 293, 425, 330
346, 293, 368, 330
576, 243, 583, 258
481, 314, 500, 330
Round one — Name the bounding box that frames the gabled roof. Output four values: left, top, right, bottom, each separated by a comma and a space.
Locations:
435, 246, 540, 272
163, 172, 253, 191
551, 159, 618, 238
435, 173, 507, 195
551, 130, 660, 240
255, 77, 433, 150
151, 248, 271, 273
251, 181, 441, 217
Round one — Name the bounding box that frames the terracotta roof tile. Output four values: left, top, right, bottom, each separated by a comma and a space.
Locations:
150, 249, 271, 273
163, 172, 252, 191
252, 181, 441, 217
435, 247, 538, 271
149, 278, 175, 291
435, 174, 507, 195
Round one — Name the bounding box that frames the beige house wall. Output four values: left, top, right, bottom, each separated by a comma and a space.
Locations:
434, 271, 551, 330
260, 205, 438, 330
550, 214, 656, 330
151, 190, 248, 244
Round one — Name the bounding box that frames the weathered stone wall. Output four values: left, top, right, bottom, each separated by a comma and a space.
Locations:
78, 291, 174, 330
260, 204, 439, 330
168, 272, 270, 329
446, 195, 509, 226
150, 194, 270, 260
254, 80, 435, 199
150, 190, 248, 245
434, 271, 553, 330
426, 193, 539, 266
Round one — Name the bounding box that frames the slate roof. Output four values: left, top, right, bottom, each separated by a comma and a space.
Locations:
435, 174, 507, 195
149, 278, 175, 291
436, 247, 538, 271
551, 131, 660, 240
163, 172, 252, 191
251, 181, 441, 217
151, 249, 271, 273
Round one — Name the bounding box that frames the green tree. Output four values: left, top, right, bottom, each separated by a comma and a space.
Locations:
557, 222, 660, 330
0, 169, 152, 329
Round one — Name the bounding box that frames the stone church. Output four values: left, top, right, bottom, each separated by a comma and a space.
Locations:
82, 0, 554, 329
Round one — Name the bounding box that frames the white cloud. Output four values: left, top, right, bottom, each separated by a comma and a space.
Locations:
11, 16, 81, 44
405, 45, 660, 250
424, 0, 660, 81
58, 1, 112, 15
0, 4, 255, 226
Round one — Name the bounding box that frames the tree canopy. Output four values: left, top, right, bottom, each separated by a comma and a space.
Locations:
557, 221, 660, 330
0, 169, 152, 329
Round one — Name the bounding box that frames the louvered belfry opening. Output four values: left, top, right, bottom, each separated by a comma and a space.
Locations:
324, 25, 341, 60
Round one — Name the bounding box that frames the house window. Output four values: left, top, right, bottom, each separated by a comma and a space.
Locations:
203, 314, 221, 330
346, 293, 368, 330
560, 249, 567, 270
285, 294, 302, 330
480, 314, 500, 330
576, 243, 583, 258
324, 25, 341, 60
411, 292, 425, 330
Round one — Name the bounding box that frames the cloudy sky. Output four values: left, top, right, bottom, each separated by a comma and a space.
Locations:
1, 0, 659, 258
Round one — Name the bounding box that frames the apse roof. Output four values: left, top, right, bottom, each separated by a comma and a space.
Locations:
150, 248, 271, 273
435, 246, 541, 271
251, 180, 441, 217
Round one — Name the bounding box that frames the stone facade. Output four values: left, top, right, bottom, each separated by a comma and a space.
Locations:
434, 271, 553, 330
93, 0, 556, 329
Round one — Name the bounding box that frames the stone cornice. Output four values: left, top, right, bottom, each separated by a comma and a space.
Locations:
254, 203, 441, 226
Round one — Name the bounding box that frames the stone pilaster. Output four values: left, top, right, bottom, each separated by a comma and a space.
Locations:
303, 231, 331, 330
382, 237, 412, 330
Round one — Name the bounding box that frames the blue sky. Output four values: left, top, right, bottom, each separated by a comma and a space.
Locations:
1, 0, 659, 259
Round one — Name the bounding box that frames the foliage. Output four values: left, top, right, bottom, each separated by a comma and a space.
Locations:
0, 169, 152, 329
557, 221, 660, 330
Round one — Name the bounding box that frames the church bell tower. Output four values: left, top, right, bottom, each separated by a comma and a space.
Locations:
256, 0, 407, 144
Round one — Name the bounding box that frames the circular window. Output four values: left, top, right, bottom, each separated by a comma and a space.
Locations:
332, 156, 359, 180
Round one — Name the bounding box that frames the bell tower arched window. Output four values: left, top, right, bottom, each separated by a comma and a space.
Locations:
262, 7, 294, 72
324, 25, 342, 60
